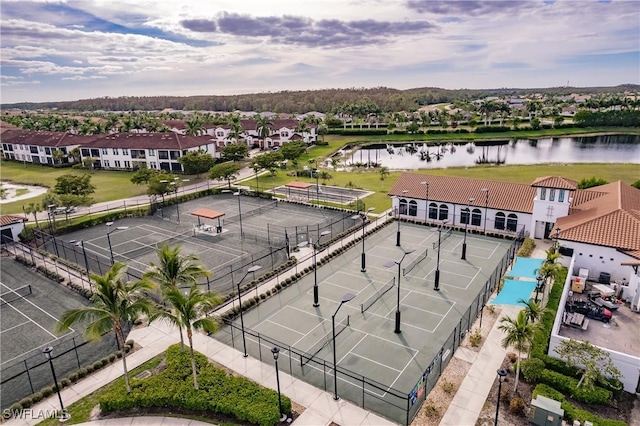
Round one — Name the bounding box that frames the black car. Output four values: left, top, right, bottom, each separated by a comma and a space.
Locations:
566, 300, 612, 323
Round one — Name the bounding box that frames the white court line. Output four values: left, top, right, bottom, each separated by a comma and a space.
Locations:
0, 302, 57, 338
138, 224, 247, 256
0, 320, 32, 334
264, 319, 306, 337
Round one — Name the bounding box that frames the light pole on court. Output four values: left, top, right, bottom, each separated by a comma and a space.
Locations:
495, 368, 508, 425
236, 265, 262, 357
384, 249, 415, 333
332, 293, 356, 401
105, 222, 128, 265
461, 197, 475, 260
351, 207, 375, 272
396, 190, 408, 246
420, 181, 429, 224
434, 220, 449, 291
299, 230, 331, 307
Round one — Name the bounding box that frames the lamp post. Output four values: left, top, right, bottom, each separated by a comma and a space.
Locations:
72, 240, 91, 278
235, 191, 244, 237
299, 230, 330, 307
461, 197, 475, 260
535, 275, 544, 303
271, 347, 287, 422
434, 220, 449, 291
352, 207, 375, 272
420, 181, 429, 224
43, 347, 70, 421
47, 204, 60, 257
105, 222, 129, 265
495, 368, 508, 425
236, 265, 262, 357
332, 293, 356, 401
385, 249, 415, 333
481, 187, 489, 233
554, 227, 561, 249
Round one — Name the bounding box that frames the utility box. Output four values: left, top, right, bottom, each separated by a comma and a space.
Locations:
529, 395, 564, 425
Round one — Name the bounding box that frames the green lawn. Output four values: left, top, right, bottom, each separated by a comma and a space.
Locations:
0, 161, 206, 214
247, 163, 640, 216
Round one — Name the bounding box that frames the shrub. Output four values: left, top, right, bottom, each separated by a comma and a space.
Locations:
441, 379, 456, 394
109, 354, 116, 362
468, 328, 482, 347
93, 361, 103, 370
538, 369, 611, 404
423, 400, 439, 418
77, 368, 87, 379
520, 358, 545, 382
500, 387, 511, 403
41, 387, 53, 398
101, 358, 109, 367
516, 238, 535, 257
60, 378, 71, 388
19, 398, 33, 409
69, 373, 79, 383
506, 352, 518, 363
31, 392, 43, 403
509, 397, 525, 415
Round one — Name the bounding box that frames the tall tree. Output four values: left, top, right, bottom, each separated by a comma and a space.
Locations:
24, 202, 42, 228
178, 150, 216, 177
151, 285, 221, 389
497, 310, 537, 391
57, 262, 154, 393
256, 115, 273, 148
209, 162, 241, 188
227, 113, 244, 142
554, 339, 621, 389
185, 114, 205, 136
53, 174, 96, 196
220, 143, 249, 162
144, 244, 211, 348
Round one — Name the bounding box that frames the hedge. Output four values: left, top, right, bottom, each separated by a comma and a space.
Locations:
533, 384, 627, 426
538, 369, 611, 405
100, 344, 290, 426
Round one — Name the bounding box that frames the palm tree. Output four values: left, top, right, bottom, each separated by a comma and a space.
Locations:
56, 262, 154, 393
227, 114, 244, 142
143, 244, 211, 348
498, 310, 537, 391
185, 114, 205, 136
256, 115, 273, 149
151, 285, 221, 389
24, 202, 42, 228
517, 298, 546, 325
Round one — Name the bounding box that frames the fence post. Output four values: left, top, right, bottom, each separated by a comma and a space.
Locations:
73, 337, 81, 368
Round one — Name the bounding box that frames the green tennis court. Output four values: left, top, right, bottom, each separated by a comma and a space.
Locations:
214, 221, 519, 424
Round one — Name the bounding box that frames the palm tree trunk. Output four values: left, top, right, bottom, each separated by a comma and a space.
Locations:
187, 328, 199, 390
514, 351, 521, 392
114, 322, 131, 393
33, 214, 40, 229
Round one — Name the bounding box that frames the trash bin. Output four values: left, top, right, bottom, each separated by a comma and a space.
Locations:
216, 226, 222, 234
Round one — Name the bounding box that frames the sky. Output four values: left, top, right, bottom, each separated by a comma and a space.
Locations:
1, 0, 639, 104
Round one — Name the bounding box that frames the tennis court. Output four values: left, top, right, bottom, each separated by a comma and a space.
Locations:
1, 259, 119, 409
214, 221, 519, 424
45, 194, 357, 298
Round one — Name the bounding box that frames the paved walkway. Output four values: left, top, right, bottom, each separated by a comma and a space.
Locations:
6, 197, 552, 426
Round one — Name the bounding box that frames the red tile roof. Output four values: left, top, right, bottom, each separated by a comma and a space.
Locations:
0, 215, 26, 227
389, 173, 535, 213
556, 181, 640, 256
531, 176, 578, 190
80, 133, 215, 150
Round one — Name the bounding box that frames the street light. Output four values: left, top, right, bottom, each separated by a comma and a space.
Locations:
311, 159, 320, 206
71, 240, 91, 286
47, 204, 60, 257
384, 249, 415, 333
396, 190, 408, 246
299, 230, 331, 307
481, 187, 489, 233
420, 181, 429, 224
461, 197, 475, 260
271, 347, 287, 422
332, 293, 356, 401
535, 275, 544, 303
236, 265, 262, 357
234, 191, 244, 237
554, 227, 561, 249
351, 207, 375, 272
106, 222, 129, 265
495, 368, 508, 425
434, 220, 449, 291
43, 347, 70, 421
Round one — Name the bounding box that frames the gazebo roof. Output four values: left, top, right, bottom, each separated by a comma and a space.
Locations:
190, 208, 225, 220
285, 181, 312, 189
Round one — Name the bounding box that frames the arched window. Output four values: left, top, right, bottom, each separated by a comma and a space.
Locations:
507, 213, 518, 232
428, 202, 438, 219
408, 200, 418, 216
461, 208, 470, 225
495, 212, 506, 230
471, 208, 482, 226
399, 198, 408, 215
438, 204, 448, 221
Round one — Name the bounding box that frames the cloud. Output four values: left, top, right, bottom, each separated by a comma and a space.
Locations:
180, 13, 437, 48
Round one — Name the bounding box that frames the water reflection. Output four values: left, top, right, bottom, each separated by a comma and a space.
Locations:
339, 135, 640, 169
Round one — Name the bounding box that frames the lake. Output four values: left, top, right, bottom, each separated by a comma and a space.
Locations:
340, 134, 640, 169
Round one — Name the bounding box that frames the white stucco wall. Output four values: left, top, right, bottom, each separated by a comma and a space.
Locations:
558, 241, 635, 283
548, 255, 640, 394
1, 222, 25, 242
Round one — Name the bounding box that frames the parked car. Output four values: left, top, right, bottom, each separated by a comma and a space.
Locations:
53, 206, 77, 215
566, 300, 612, 323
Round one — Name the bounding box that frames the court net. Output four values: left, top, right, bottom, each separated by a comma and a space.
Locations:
432, 227, 453, 250
223, 200, 278, 225
403, 249, 428, 276
116, 229, 194, 260
0, 284, 33, 305
361, 277, 396, 313
301, 315, 350, 366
